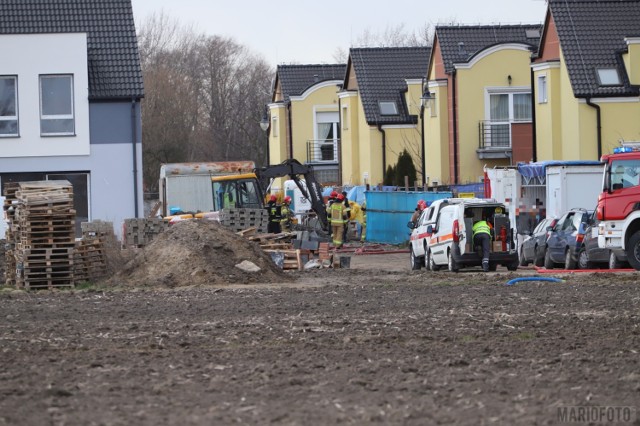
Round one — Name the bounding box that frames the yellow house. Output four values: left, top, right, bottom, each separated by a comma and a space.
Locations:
339, 47, 430, 186
267, 64, 346, 185
424, 25, 542, 185
533, 0, 640, 161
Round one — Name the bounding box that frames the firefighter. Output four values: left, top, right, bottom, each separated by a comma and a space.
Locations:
280, 196, 293, 231
356, 201, 367, 242
331, 193, 348, 248
473, 215, 492, 272
342, 191, 351, 242
410, 199, 426, 225
266, 194, 282, 234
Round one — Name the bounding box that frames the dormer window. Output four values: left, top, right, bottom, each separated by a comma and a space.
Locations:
379, 101, 398, 116
596, 68, 621, 86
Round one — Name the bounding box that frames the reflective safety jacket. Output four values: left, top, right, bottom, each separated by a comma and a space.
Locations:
330, 202, 347, 224
472, 220, 491, 238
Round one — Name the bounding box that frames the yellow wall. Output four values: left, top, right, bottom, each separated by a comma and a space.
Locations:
289, 83, 340, 163
424, 83, 450, 185
623, 41, 640, 86
455, 48, 533, 182
268, 104, 287, 164
339, 93, 360, 185
533, 65, 563, 160
536, 48, 640, 161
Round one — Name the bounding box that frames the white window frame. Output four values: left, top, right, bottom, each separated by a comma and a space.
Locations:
0, 75, 19, 137
271, 116, 278, 137
379, 101, 398, 116
538, 75, 548, 104
484, 87, 532, 148
39, 74, 75, 136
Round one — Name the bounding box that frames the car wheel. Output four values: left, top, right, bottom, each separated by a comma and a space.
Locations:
507, 261, 519, 271
488, 263, 498, 272
626, 230, 640, 271
447, 250, 459, 272
410, 247, 422, 270
544, 248, 554, 269
608, 251, 622, 270
565, 248, 577, 270
578, 249, 593, 270
519, 247, 528, 267
534, 245, 545, 267
428, 250, 440, 271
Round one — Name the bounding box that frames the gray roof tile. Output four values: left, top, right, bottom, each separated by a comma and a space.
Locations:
0, 0, 144, 100
436, 24, 542, 74
275, 64, 346, 102
348, 47, 430, 125
548, 0, 640, 97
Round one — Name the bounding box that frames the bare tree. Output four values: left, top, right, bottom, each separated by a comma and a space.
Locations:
137, 14, 273, 193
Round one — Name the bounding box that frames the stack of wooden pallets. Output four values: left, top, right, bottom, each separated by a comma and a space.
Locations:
74, 238, 107, 283
3, 182, 19, 286
9, 181, 76, 290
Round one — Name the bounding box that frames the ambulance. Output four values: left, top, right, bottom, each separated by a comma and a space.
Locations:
410, 198, 519, 272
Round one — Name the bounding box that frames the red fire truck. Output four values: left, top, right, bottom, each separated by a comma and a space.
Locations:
597, 142, 640, 270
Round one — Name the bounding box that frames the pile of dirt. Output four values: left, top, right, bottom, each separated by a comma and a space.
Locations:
108, 220, 291, 287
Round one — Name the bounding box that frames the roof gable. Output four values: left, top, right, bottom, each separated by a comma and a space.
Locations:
436, 24, 542, 74
274, 64, 346, 102
548, 0, 640, 97
346, 46, 431, 125
0, 0, 144, 100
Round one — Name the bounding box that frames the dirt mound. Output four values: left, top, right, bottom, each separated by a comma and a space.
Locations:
109, 220, 290, 287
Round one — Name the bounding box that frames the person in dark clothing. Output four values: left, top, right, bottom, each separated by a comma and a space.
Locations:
473, 217, 492, 272
266, 194, 282, 234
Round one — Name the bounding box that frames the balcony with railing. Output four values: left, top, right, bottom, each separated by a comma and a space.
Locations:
306, 139, 339, 163
305, 139, 340, 185
477, 120, 512, 160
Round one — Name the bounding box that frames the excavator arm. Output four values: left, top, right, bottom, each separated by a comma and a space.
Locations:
254, 159, 329, 232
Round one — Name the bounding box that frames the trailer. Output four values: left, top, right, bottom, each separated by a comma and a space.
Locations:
545, 163, 603, 219
158, 161, 255, 217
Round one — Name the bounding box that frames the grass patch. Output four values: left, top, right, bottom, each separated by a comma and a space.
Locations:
514, 331, 534, 340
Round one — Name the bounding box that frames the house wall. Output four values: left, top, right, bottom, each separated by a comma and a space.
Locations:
0, 33, 90, 157
289, 81, 340, 163
268, 103, 287, 164
591, 99, 640, 154
0, 101, 143, 238
338, 92, 360, 185
455, 47, 533, 183
424, 81, 450, 185
533, 62, 562, 160
623, 38, 640, 86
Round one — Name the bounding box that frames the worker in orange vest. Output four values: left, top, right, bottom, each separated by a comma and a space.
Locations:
330, 193, 348, 248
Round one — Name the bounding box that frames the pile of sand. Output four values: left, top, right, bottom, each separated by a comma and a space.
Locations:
109, 220, 290, 287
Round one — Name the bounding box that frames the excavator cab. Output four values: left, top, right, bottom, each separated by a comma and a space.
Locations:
211, 173, 263, 210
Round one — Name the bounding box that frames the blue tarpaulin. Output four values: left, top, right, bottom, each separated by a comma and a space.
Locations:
517, 161, 601, 179
366, 190, 453, 244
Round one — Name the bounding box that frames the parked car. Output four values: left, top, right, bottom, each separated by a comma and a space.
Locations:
544, 208, 593, 269
577, 219, 628, 269
519, 217, 556, 267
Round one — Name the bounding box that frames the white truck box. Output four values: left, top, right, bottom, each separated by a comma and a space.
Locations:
545, 164, 604, 219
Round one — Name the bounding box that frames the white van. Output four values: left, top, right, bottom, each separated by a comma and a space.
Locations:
411, 199, 519, 272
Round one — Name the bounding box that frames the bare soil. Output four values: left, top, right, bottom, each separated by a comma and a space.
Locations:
0, 224, 639, 425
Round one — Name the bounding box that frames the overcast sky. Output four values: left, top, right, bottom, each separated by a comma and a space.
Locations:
131, 0, 548, 66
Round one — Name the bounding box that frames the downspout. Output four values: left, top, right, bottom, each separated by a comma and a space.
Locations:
452, 69, 459, 184
585, 97, 602, 159
287, 101, 294, 159
337, 96, 343, 184
131, 98, 139, 218
530, 64, 538, 162
378, 123, 386, 182
419, 102, 426, 185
